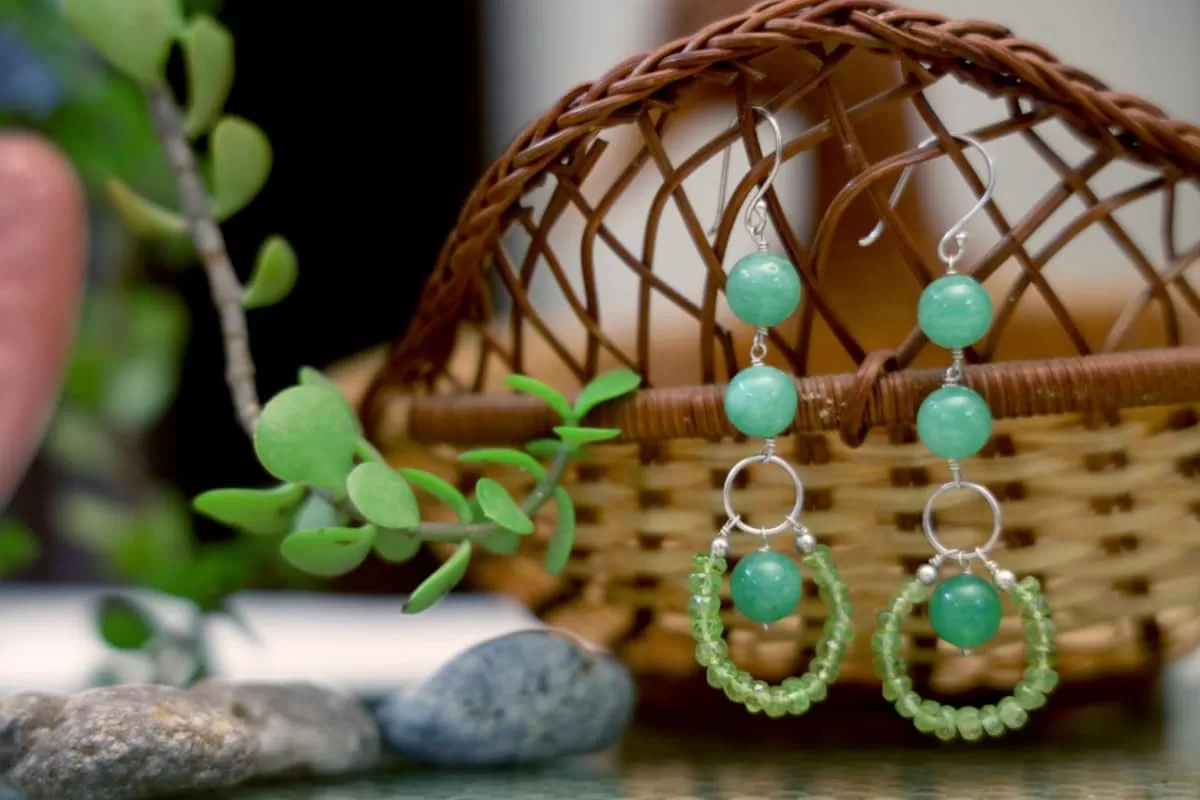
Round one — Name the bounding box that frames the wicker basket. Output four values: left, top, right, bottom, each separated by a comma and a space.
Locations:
352, 0, 1200, 709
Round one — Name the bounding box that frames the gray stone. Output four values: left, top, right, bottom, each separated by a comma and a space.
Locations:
1, 685, 255, 800
375, 629, 635, 766
189, 679, 381, 779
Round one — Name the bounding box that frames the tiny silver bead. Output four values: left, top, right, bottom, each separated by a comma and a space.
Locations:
916, 563, 939, 585
993, 569, 1016, 590
711, 538, 730, 557
795, 531, 816, 554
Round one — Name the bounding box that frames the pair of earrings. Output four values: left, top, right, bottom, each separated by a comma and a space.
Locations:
689, 108, 1057, 741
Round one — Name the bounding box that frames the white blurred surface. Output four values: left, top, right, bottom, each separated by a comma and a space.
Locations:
0, 585, 541, 696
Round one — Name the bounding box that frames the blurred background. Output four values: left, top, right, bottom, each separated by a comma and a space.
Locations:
0, 0, 1198, 730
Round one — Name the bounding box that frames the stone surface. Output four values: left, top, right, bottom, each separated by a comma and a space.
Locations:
190, 679, 381, 779
0, 685, 255, 800
917, 274, 992, 349
915, 385, 993, 460
929, 574, 1003, 649
723, 364, 798, 439
730, 550, 802, 623
725, 251, 802, 327
375, 629, 635, 766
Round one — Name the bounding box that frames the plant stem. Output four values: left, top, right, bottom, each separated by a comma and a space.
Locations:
144, 85, 260, 437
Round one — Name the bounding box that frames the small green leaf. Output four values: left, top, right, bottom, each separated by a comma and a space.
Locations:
402, 541, 472, 614
280, 525, 376, 577
505, 374, 574, 422
457, 448, 547, 479
346, 462, 420, 530
297, 366, 362, 433
180, 14, 234, 138
544, 487, 576, 576
241, 235, 297, 309
96, 594, 155, 651
399, 468, 472, 523
128, 285, 189, 356
106, 177, 186, 238
290, 493, 343, 532
525, 439, 569, 459
480, 529, 522, 555
571, 368, 641, 421
474, 478, 533, 535
192, 484, 307, 536
210, 115, 272, 220
103, 352, 178, 430
253, 385, 360, 498
62, 0, 183, 85
54, 492, 134, 553
553, 425, 622, 449
374, 529, 422, 564
0, 519, 39, 577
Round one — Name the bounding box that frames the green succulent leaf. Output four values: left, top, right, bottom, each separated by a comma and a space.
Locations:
402, 541, 472, 614
210, 115, 272, 220
253, 385, 360, 498
553, 425, 622, 449
544, 487, 576, 576
297, 366, 362, 433
474, 478, 533, 534
290, 493, 343, 532
62, 0, 183, 85
373, 529, 422, 564
571, 368, 641, 421
525, 439, 570, 459
280, 525, 376, 577
103, 352, 179, 430
479, 529, 522, 555
106, 177, 187, 238
96, 594, 155, 651
346, 462, 420, 530
399, 468, 472, 523
505, 374, 574, 422
0, 518, 39, 578
180, 14, 234, 138
192, 483, 306, 536
457, 448, 547, 480
241, 235, 297, 309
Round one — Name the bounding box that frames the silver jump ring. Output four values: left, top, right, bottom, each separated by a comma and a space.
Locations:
921, 480, 1003, 559
721, 453, 805, 538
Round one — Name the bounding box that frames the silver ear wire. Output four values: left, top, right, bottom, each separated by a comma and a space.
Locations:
708, 105, 785, 249
858, 133, 996, 269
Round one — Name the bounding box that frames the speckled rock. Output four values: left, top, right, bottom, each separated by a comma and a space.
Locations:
0, 685, 255, 800
189, 679, 381, 778
375, 629, 635, 766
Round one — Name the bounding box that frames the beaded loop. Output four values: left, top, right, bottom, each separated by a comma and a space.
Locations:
871, 575, 1058, 741
920, 480, 1003, 562
688, 546, 854, 717
721, 452, 805, 538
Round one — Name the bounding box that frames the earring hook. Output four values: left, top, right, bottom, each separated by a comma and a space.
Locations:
708, 105, 784, 249
858, 133, 996, 268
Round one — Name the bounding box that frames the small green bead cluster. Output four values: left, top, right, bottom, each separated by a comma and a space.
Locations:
688, 547, 854, 717
872, 575, 1059, 741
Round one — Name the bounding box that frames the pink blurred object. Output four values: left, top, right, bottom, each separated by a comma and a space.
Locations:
0, 133, 88, 507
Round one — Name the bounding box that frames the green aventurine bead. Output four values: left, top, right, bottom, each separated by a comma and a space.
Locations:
725, 252, 802, 327
918, 274, 993, 348
724, 365, 797, 438
729, 550, 802, 624
929, 573, 1002, 649
916, 385, 993, 460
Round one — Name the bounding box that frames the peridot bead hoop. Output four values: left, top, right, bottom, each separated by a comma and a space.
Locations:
692, 105, 853, 716
860, 133, 1056, 740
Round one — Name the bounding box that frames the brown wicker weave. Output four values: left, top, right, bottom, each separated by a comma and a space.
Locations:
354, 0, 1200, 703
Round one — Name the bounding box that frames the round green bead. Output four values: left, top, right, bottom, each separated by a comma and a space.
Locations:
916, 385, 993, 460
725, 252, 802, 327
918, 275, 993, 349
729, 550, 802, 624
724, 365, 797, 438
929, 573, 1002, 649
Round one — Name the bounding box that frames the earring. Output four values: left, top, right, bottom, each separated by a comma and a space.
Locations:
861, 135, 1057, 741
689, 106, 854, 717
